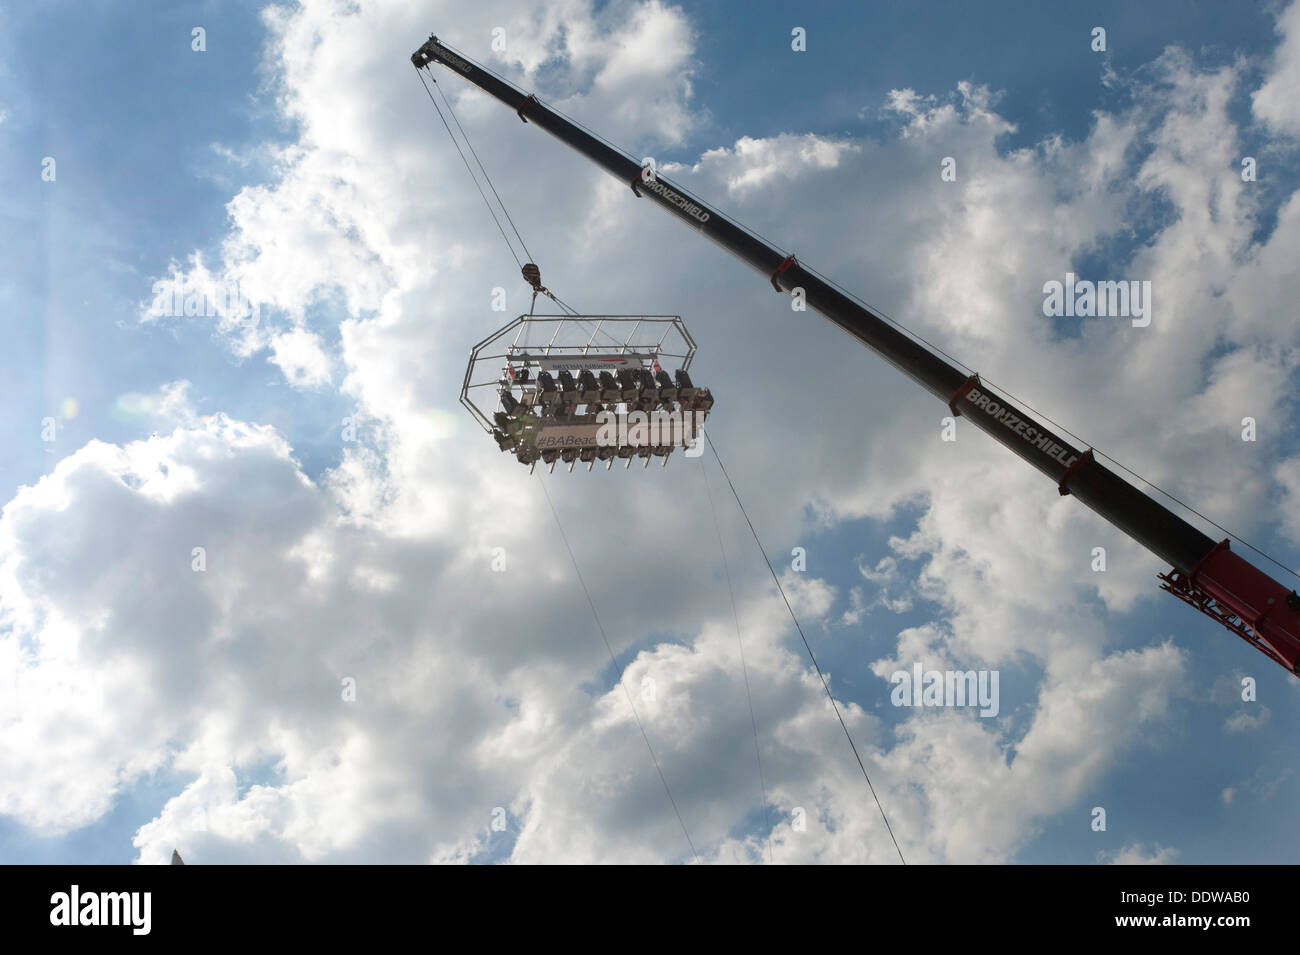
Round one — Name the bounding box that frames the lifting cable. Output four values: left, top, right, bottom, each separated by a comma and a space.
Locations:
417, 68, 523, 270
417, 67, 676, 362
698, 453, 775, 864
430, 74, 535, 267
537, 475, 701, 864
416, 67, 570, 317
703, 429, 908, 865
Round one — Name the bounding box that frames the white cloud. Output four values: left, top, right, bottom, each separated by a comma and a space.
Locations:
1101, 842, 1180, 865
850, 555, 914, 616
270, 328, 333, 387
1253, 2, 1300, 134
1224, 705, 1271, 733
777, 570, 836, 622
1275, 456, 1300, 544
1222, 766, 1295, 808
681, 133, 859, 197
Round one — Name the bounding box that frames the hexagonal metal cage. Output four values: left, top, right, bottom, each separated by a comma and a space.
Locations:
462, 315, 714, 471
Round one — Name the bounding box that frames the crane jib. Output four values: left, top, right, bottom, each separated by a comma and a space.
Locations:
412, 33, 1300, 674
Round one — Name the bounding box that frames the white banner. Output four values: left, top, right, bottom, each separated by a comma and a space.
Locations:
533, 354, 656, 373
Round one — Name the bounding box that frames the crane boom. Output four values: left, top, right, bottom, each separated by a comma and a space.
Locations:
412, 35, 1300, 676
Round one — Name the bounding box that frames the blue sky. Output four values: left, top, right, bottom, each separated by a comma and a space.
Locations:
2, 0, 1299, 864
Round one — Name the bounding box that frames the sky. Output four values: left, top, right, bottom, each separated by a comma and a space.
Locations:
1, 0, 1299, 864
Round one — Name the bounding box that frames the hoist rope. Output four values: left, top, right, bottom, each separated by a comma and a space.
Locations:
416, 68, 522, 270
426, 69, 536, 265
703, 429, 908, 865
417, 66, 579, 319
537, 474, 701, 864
698, 453, 774, 864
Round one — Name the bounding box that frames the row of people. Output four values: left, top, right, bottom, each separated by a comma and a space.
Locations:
513, 367, 712, 414
489, 366, 712, 459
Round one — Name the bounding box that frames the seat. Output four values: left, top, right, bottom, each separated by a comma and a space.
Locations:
557, 370, 580, 410
655, 369, 677, 402
674, 369, 696, 401
616, 369, 640, 404
536, 372, 561, 409
638, 368, 659, 406
598, 371, 621, 403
